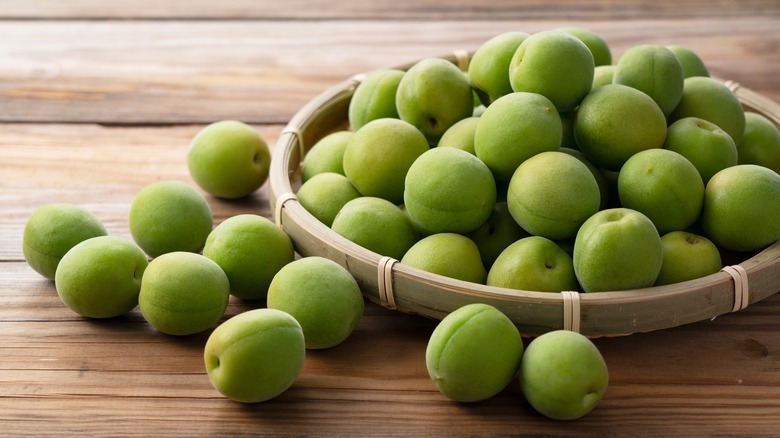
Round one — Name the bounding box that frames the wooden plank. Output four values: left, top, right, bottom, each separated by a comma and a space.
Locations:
3, 252, 780, 435
0, 123, 282, 262
2, 6, 780, 434
0, 19, 778, 124
0, 0, 777, 20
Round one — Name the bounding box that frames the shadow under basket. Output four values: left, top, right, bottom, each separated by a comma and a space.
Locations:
269, 52, 780, 337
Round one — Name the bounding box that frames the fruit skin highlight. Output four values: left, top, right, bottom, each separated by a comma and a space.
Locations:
187, 120, 271, 199
204, 308, 305, 403
23, 203, 108, 280
520, 330, 609, 420
701, 164, 780, 252
426, 303, 523, 402
55, 236, 148, 318
267, 257, 364, 350
139, 252, 230, 336
128, 180, 213, 258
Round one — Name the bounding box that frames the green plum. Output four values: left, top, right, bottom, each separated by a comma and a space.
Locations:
342, 118, 429, 205
468, 31, 530, 106
331, 197, 419, 260
55, 236, 148, 318
302, 130, 353, 182
267, 256, 364, 350
507, 151, 601, 240
655, 231, 722, 286
23, 203, 107, 280
139, 252, 230, 336
520, 330, 609, 420
555, 26, 612, 66
701, 164, 780, 252
297, 172, 361, 227
509, 30, 595, 112
348, 69, 405, 131
667, 45, 710, 78
426, 303, 523, 402
738, 112, 780, 173
591, 65, 616, 90
437, 116, 479, 155
129, 180, 213, 258
664, 117, 738, 185
474, 91, 562, 181
187, 120, 271, 199
401, 233, 487, 284
574, 84, 667, 171
618, 148, 705, 234
487, 236, 578, 292
613, 44, 684, 117
396, 57, 474, 145
204, 308, 305, 403
202, 214, 294, 301
404, 147, 497, 235
669, 76, 746, 145
573, 208, 663, 292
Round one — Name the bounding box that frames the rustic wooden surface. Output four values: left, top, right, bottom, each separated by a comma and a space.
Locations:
2, 2, 780, 436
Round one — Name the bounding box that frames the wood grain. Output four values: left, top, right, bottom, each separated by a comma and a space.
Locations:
0, 19, 778, 124
2, 2, 780, 436
0, 0, 778, 20
3, 251, 780, 435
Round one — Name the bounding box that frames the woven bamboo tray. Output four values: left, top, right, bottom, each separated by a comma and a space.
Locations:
269, 52, 780, 337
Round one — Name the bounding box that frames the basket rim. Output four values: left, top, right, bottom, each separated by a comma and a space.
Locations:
268, 51, 780, 336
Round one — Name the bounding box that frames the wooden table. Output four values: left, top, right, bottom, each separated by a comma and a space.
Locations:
2, 1, 780, 436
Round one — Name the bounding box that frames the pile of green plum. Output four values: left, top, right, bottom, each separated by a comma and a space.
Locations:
23, 120, 365, 404
19, 26, 780, 419
426, 302, 608, 420
300, 27, 780, 295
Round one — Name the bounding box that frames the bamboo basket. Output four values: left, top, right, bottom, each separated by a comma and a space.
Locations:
268, 52, 780, 337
